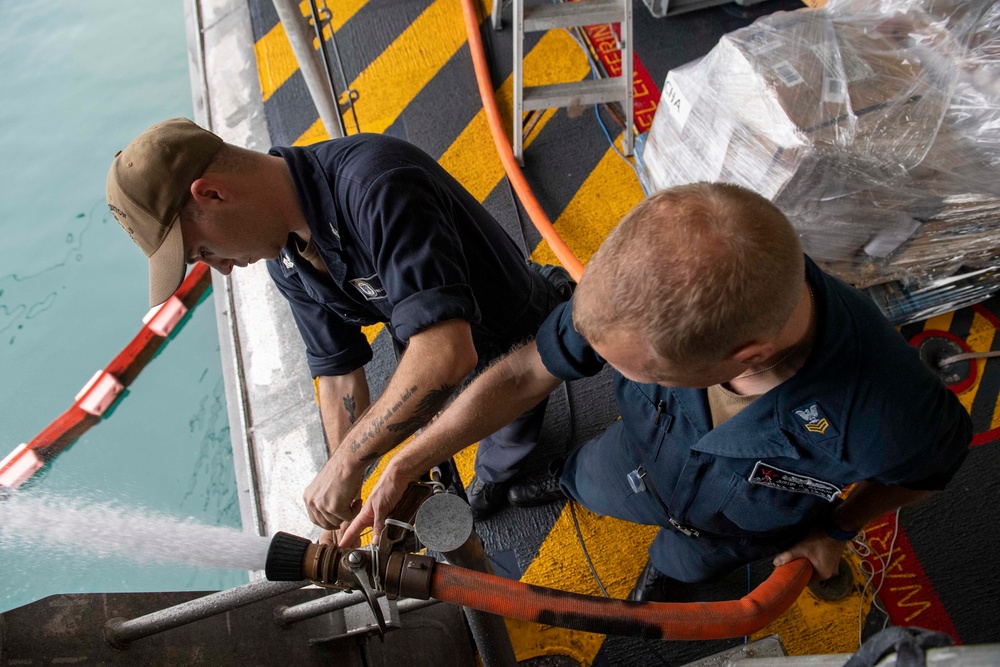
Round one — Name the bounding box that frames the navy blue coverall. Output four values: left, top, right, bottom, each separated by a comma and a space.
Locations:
267, 133, 568, 484
536, 257, 971, 583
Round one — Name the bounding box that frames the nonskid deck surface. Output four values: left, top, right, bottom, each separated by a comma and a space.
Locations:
244, 0, 1000, 662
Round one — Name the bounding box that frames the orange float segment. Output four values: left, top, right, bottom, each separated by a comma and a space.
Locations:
0, 445, 45, 489
0, 264, 213, 491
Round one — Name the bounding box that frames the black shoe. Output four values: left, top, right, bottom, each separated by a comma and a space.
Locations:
466, 475, 510, 520
627, 561, 678, 602
507, 458, 566, 508
533, 262, 577, 301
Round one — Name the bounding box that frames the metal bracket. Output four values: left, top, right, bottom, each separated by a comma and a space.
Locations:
346, 550, 387, 639
668, 517, 700, 538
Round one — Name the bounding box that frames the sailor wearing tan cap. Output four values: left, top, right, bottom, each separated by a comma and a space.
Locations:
107, 118, 573, 542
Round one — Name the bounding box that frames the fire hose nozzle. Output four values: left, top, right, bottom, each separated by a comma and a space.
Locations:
264, 532, 313, 581
264, 530, 437, 600
264, 481, 441, 598
264, 531, 358, 591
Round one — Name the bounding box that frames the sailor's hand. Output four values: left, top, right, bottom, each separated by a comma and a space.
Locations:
304, 456, 364, 530
319, 525, 360, 549
339, 459, 419, 548
773, 528, 848, 581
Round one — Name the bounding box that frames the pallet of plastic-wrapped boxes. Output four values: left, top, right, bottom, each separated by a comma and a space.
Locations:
638, 0, 1000, 324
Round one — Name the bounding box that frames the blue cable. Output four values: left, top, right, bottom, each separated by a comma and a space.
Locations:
563, 26, 650, 195
593, 103, 649, 195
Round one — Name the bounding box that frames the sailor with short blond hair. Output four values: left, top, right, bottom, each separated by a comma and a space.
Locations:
345, 182, 971, 601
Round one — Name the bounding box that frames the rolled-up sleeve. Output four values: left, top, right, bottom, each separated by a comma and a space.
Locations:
354, 167, 481, 343
267, 260, 373, 377
536, 298, 606, 381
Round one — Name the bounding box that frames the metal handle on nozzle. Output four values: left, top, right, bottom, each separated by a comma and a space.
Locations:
263, 483, 439, 628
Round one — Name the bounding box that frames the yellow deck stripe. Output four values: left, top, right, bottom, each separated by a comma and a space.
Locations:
290, 0, 470, 144
293, 117, 329, 146
529, 139, 645, 268
751, 553, 874, 655
512, 504, 657, 664
342, 0, 468, 136
439, 29, 590, 201
255, 22, 297, 103
326, 0, 367, 31
964, 311, 998, 421
254, 0, 367, 103
922, 312, 955, 333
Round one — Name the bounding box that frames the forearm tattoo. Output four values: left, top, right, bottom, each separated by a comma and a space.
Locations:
345, 383, 457, 458
386, 383, 457, 434
342, 394, 357, 424
348, 385, 418, 453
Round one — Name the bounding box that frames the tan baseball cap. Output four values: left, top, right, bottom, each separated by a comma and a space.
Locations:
107, 118, 224, 306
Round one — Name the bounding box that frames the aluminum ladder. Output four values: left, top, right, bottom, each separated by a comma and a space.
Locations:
498, 0, 633, 163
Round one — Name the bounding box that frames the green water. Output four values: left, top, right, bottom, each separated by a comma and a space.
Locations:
0, 1, 246, 612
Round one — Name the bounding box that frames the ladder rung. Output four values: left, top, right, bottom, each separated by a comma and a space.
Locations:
522, 78, 627, 111
523, 0, 625, 32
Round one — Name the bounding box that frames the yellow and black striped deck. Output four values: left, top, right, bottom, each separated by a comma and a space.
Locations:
244, 1, 1000, 662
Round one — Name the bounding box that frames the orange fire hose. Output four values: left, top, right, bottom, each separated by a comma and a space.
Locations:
430, 558, 812, 640
460, 0, 585, 281
452, 4, 814, 636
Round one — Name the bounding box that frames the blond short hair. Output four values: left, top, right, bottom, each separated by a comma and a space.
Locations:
573, 183, 804, 364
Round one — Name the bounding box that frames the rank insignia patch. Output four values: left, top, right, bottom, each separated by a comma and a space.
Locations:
749, 461, 842, 501
793, 402, 839, 439
350, 275, 387, 301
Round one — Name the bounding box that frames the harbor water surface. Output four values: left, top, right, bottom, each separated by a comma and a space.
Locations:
0, 0, 247, 612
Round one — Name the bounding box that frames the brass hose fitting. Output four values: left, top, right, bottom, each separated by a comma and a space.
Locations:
264, 482, 440, 599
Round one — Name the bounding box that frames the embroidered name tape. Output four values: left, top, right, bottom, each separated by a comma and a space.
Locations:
748, 461, 842, 501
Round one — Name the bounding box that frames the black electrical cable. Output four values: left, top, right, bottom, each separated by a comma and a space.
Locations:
505, 175, 532, 260
562, 380, 674, 667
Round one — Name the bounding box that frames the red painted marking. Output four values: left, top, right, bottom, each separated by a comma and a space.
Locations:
861, 515, 961, 643
569, 13, 661, 133
970, 429, 999, 447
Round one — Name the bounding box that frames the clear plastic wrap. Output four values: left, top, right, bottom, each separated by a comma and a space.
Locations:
640, 0, 1000, 316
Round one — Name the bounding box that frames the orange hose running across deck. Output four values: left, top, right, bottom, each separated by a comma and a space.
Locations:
431, 559, 812, 640
460, 0, 585, 281
455, 0, 812, 639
